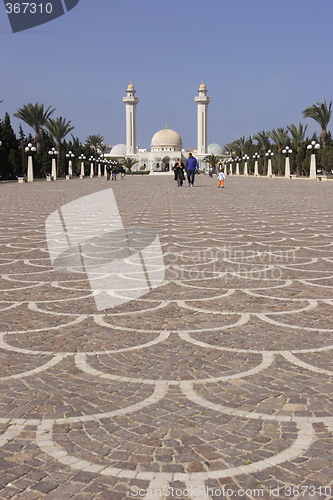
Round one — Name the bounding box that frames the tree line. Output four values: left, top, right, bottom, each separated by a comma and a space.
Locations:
222, 100, 333, 176
0, 102, 119, 180
1, 100, 332, 180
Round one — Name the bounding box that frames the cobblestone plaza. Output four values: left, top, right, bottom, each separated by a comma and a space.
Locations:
1, 175, 333, 499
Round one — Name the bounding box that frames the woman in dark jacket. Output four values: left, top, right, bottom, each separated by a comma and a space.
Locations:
173, 159, 185, 187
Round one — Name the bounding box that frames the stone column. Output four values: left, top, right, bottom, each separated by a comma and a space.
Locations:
309, 154, 316, 179
236, 161, 240, 175
27, 156, 34, 182
51, 158, 57, 180
284, 156, 290, 178
267, 158, 272, 177
254, 160, 259, 176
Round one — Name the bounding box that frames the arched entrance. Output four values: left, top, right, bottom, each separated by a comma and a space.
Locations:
161, 156, 170, 172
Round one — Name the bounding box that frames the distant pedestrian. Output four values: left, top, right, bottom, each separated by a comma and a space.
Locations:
173, 159, 185, 187
111, 167, 117, 181
209, 167, 213, 178
186, 153, 199, 187
106, 165, 111, 181
217, 170, 226, 188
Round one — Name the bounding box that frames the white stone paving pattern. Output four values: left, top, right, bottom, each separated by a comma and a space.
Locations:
1, 175, 333, 499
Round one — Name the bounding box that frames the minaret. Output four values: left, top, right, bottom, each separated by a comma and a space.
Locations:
123, 82, 139, 155
195, 82, 211, 155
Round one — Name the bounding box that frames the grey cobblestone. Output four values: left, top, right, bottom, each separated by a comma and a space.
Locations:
1, 176, 333, 498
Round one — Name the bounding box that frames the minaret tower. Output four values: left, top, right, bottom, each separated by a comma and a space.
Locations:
195, 82, 211, 155
123, 82, 139, 155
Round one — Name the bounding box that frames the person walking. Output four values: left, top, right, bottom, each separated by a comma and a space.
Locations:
173, 158, 185, 187
186, 152, 199, 187
106, 164, 111, 181
217, 170, 226, 188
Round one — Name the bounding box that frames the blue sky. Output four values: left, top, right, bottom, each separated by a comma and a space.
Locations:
1, 0, 332, 150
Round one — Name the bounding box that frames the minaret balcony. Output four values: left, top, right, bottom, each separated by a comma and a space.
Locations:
123, 96, 139, 103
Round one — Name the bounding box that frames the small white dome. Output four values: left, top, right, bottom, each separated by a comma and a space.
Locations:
110, 143, 127, 156
208, 143, 224, 155
151, 128, 182, 148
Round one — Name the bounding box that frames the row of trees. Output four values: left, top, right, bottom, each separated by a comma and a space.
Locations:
0, 102, 120, 180
2, 100, 333, 179
218, 100, 333, 176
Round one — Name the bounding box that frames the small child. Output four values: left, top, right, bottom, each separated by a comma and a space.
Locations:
217, 170, 226, 188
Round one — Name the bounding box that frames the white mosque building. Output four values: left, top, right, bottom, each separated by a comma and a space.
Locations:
106, 82, 225, 173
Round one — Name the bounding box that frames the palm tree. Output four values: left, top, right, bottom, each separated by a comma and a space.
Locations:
253, 131, 271, 175
253, 131, 270, 155
99, 143, 107, 156
269, 128, 288, 152
229, 137, 252, 174
287, 123, 308, 151
86, 134, 104, 174
86, 134, 104, 157
302, 100, 332, 147
14, 102, 55, 155
268, 128, 289, 175
202, 154, 222, 173
45, 117, 74, 175
233, 136, 252, 157
225, 142, 237, 155
287, 123, 308, 176
121, 157, 138, 172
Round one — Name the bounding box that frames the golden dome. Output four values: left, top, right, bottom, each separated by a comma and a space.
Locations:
199, 82, 206, 89
127, 82, 134, 90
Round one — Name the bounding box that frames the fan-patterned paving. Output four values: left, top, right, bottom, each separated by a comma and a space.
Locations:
1, 175, 333, 499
